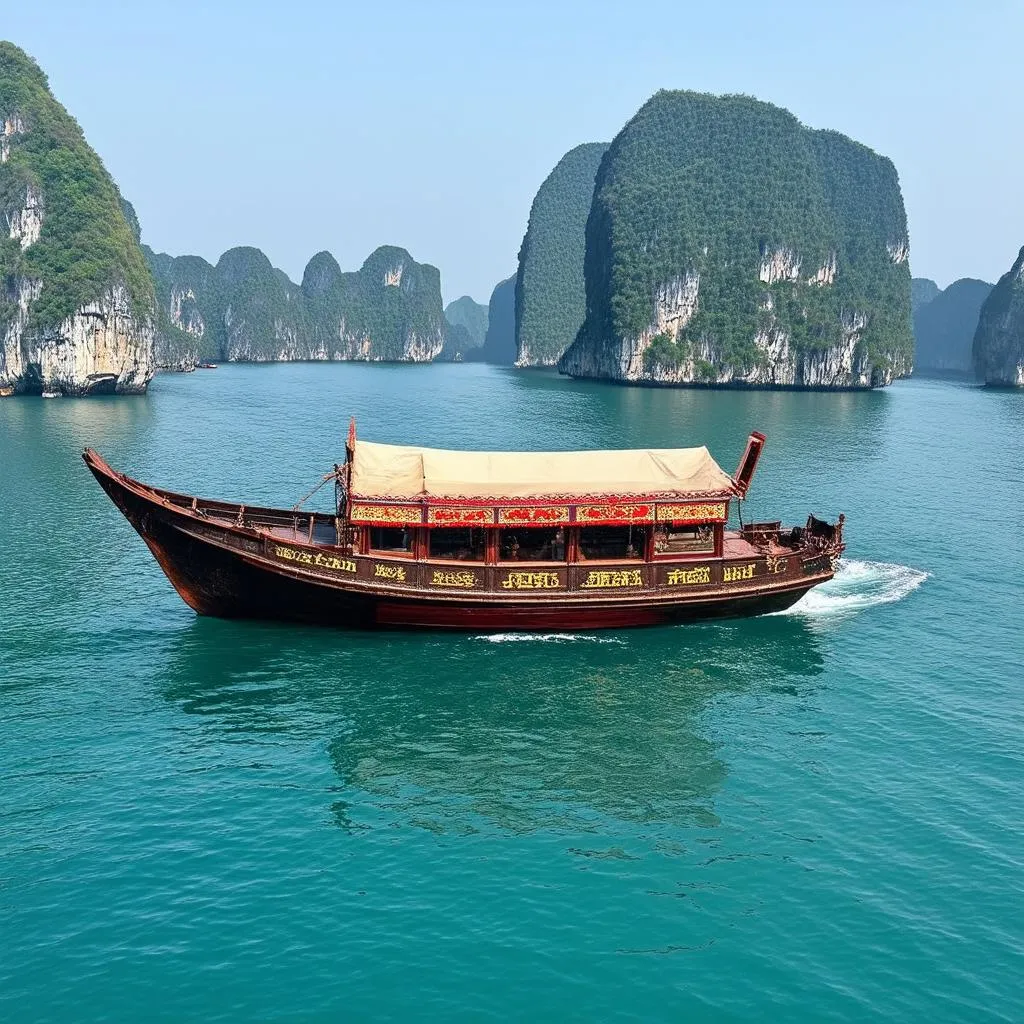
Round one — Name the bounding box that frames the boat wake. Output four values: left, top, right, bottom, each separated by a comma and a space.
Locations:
477, 632, 626, 644
781, 558, 929, 620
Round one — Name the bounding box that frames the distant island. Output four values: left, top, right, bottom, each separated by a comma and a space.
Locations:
912, 277, 992, 376
973, 245, 1024, 387
441, 295, 489, 361
147, 243, 448, 370
515, 142, 608, 367
559, 90, 913, 389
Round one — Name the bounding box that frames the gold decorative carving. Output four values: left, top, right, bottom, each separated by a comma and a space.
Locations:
427, 507, 492, 526
273, 545, 356, 572
723, 563, 756, 582
430, 570, 478, 588
497, 506, 570, 525
665, 565, 711, 586
656, 502, 728, 523
500, 571, 561, 590
576, 504, 653, 524
351, 503, 421, 525
766, 555, 789, 575
580, 569, 643, 588
374, 563, 407, 581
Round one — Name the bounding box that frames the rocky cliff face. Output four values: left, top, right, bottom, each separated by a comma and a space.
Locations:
148, 243, 446, 367
912, 277, 940, 313
913, 278, 993, 375
972, 246, 1024, 386
515, 142, 608, 366
0, 42, 156, 395
559, 91, 913, 390
468, 275, 516, 364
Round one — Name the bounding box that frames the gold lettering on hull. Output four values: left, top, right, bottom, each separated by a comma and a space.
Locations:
580, 569, 643, 589
723, 563, 756, 582
501, 571, 561, 590
430, 570, 478, 588
374, 563, 407, 581
665, 565, 711, 586
273, 545, 356, 572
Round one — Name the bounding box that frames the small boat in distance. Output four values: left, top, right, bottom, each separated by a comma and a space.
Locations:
197, 362, 218, 369
83, 423, 844, 631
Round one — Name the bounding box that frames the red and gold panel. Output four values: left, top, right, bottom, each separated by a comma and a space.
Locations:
655, 502, 728, 524
427, 506, 494, 526
497, 505, 570, 526
350, 503, 422, 525
575, 503, 653, 525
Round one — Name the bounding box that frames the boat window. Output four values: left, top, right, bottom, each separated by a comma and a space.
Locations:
578, 526, 645, 561
498, 527, 566, 562
369, 527, 414, 554
428, 527, 486, 561
653, 524, 715, 556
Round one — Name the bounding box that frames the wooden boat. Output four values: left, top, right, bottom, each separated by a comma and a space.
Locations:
83, 423, 844, 631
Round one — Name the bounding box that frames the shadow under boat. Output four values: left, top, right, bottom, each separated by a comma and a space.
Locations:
157, 613, 825, 835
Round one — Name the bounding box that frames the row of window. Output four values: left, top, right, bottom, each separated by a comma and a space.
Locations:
368, 524, 715, 562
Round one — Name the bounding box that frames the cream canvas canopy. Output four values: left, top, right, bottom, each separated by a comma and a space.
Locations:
349, 440, 736, 501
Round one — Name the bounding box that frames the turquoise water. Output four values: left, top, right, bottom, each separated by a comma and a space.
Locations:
1, 364, 1021, 1021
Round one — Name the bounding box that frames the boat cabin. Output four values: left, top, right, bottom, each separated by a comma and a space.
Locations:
339, 423, 767, 572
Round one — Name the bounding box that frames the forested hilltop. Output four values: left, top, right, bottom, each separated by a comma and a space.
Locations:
148, 244, 447, 368
972, 246, 1024, 387
441, 295, 488, 360
515, 142, 608, 366
913, 278, 992, 375
560, 90, 913, 389
0, 41, 155, 395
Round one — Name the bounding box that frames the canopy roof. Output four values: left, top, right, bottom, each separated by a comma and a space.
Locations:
350, 440, 736, 501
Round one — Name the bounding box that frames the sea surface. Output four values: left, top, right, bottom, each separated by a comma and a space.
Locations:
1, 364, 1021, 1022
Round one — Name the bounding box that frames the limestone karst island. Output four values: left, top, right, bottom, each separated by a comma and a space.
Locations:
2, 39, 1023, 393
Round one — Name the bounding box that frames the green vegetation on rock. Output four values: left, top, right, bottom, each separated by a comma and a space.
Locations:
515, 142, 608, 366
560, 90, 913, 388
148, 244, 446, 366
0, 41, 153, 331
913, 278, 992, 374
972, 246, 1024, 386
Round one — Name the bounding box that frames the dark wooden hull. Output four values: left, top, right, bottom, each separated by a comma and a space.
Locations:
84, 449, 839, 632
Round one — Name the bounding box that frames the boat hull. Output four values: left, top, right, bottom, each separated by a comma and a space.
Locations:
85, 450, 837, 632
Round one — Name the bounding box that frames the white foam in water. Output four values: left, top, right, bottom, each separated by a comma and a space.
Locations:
781, 558, 929, 620
477, 632, 625, 644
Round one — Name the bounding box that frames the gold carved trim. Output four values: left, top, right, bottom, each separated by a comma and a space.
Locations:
350, 503, 421, 525
427, 507, 493, 526
497, 506, 570, 525
656, 502, 728, 523
576, 504, 653, 524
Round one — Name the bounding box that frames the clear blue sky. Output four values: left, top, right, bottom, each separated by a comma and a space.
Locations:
6, 0, 1021, 303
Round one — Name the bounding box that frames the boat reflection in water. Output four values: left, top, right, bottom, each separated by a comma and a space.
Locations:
159, 614, 824, 835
